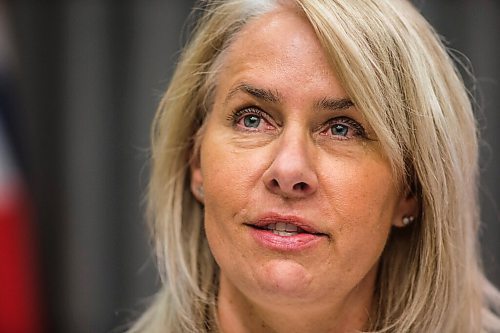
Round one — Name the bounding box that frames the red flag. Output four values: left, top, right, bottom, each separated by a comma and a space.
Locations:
0, 129, 41, 333
0, 2, 42, 332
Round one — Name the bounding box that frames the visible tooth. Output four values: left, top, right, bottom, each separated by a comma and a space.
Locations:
285, 224, 298, 232
273, 230, 298, 237
267, 223, 276, 230
275, 222, 287, 231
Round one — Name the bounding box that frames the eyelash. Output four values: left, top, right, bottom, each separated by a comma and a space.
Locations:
228, 106, 366, 139
227, 107, 275, 131
322, 117, 366, 139
228, 107, 268, 123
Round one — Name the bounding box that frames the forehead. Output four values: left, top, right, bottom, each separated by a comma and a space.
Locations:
216, 8, 348, 101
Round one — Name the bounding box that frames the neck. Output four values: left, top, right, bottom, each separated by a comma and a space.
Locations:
217, 271, 376, 333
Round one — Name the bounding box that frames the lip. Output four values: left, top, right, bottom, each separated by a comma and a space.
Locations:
250, 213, 324, 234
245, 213, 328, 252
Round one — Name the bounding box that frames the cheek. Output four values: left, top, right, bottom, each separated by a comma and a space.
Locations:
318, 155, 398, 268
321, 153, 398, 225
198, 130, 266, 257
201, 148, 258, 214
199, 123, 275, 212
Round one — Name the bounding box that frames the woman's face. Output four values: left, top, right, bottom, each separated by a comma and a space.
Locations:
191, 9, 416, 311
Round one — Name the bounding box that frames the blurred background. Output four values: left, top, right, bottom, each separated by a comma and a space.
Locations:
0, 0, 498, 332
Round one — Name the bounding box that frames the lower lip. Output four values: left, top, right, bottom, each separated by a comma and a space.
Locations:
248, 227, 324, 252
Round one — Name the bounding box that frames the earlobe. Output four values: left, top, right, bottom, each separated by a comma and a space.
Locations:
189, 121, 207, 204
190, 156, 205, 204
393, 191, 419, 228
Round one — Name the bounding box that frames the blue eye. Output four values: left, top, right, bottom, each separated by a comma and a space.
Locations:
243, 115, 261, 128
321, 117, 366, 140
331, 124, 349, 136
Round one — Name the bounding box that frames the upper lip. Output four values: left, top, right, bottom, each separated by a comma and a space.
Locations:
246, 213, 327, 235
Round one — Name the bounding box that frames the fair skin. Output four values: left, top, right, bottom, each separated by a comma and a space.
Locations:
191, 8, 417, 333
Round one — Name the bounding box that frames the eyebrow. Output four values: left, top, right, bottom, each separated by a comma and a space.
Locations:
315, 97, 354, 112
225, 83, 282, 105
225, 82, 354, 112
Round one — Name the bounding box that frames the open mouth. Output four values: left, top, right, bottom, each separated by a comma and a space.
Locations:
254, 222, 306, 237
245, 215, 328, 251
249, 222, 327, 238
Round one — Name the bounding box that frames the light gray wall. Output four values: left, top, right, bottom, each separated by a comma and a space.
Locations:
10, 1, 500, 332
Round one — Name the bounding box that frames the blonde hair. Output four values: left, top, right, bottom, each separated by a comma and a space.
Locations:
128, 0, 500, 332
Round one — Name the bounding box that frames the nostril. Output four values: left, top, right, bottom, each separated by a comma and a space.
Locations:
265, 176, 316, 197
293, 182, 308, 191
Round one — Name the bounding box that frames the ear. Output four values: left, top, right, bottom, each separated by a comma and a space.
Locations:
190, 152, 205, 204
392, 189, 419, 228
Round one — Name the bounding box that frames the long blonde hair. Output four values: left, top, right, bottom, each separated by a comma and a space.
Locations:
128, 0, 500, 332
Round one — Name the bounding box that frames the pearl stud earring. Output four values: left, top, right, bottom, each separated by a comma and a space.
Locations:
402, 215, 415, 226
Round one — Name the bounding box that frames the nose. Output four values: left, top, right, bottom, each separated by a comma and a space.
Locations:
262, 131, 318, 199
